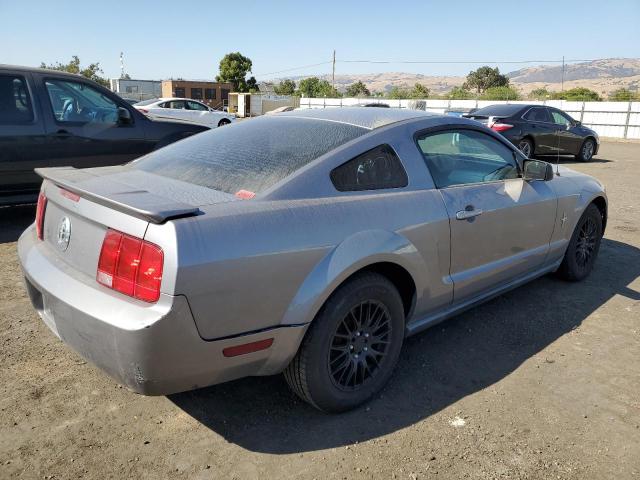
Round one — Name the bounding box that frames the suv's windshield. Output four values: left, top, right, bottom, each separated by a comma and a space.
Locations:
130, 116, 367, 195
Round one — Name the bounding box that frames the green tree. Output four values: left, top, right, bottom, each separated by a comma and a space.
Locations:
529, 88, 550, 100
40, 56, 108, 87
481, 86, 520, 100
550, 87, 601, 101
216, 52, 253, 92
608, 88, 637, 101
274, 79, 296, 96
386, 86, 410, 99
297, 77, 339, 97
463, 66, 509, 94
447, 86, 473, 99
345, 80, 370, 97
408, 83, 430, 99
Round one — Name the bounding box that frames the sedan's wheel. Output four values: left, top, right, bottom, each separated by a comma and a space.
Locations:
284, 272, 405, 412
576, 139, 595, 162
218, 119, 231, 127
518, 138, 533, 158
556, 204, 602, 281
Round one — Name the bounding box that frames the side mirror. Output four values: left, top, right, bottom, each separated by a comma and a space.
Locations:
523, 159, 554, 181
117, 107, 133, 125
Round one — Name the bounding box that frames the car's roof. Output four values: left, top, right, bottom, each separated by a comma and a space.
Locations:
0, 64, 96, 79
278, 107, 437, 130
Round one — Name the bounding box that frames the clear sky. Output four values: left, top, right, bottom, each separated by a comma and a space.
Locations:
1, 0, 638, 81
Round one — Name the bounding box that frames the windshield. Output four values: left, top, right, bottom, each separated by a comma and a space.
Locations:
130, 116, 367, 195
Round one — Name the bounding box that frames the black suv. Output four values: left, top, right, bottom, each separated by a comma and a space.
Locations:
0, 65, 209, 205
463, 104, 599, 162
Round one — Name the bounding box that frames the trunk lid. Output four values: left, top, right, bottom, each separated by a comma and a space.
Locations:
37, 166, 235, 283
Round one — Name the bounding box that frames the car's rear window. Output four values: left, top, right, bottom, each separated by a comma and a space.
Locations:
469, 104, 525, 117
130, 117, 367, 195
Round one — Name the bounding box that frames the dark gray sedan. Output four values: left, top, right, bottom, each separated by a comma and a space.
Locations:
19, 108, 607, 412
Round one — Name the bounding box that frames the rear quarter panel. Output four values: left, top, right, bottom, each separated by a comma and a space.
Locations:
146, 190, 451, 341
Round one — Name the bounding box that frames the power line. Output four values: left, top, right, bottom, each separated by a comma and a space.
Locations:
254, 61, 333, 77
339, 58, 595, 64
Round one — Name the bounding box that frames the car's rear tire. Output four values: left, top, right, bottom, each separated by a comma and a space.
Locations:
576, 138, 595, 162
556, 203, 602, 281
284, 272, 405, 413
518, 137, 534, 158
217, 119, 231, 127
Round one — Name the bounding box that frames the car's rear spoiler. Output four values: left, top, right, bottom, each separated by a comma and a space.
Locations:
36, 167, 201, 224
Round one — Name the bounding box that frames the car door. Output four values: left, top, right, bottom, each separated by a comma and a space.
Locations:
548, 108, 582, 154
154, 100, 187, 121
185, 100, 215, 126
0, 71, 49, 201
39, 75, 152, 169
522, 106, 557, 154
416, 127, 557, 303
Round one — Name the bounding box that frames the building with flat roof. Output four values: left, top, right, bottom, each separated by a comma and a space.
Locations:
161, 80, 234, 109
109, 78, 161, 101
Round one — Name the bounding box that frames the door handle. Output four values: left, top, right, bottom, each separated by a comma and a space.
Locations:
54, 129, 73, 138
456, 207, 483, 220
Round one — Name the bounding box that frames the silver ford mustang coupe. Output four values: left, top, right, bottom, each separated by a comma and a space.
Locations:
18, 108, 607, 412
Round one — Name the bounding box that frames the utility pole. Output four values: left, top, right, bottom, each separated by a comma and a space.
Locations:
332, 50, 336, 91
561, 55, 565, 92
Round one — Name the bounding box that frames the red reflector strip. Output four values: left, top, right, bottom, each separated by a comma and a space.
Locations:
35, 192, 47, 240
235, 189, 256, 200
223, 338, 274, 357
59, 188, 80, 202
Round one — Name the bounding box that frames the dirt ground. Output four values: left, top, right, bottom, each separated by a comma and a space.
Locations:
1, 141, 639, 480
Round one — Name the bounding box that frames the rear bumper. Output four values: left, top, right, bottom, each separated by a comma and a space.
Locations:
18, 226, 307, 395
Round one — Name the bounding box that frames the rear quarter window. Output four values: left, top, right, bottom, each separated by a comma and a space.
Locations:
131, 117, 367, 195
0, 75, 34, 124
331, 144, 408, 192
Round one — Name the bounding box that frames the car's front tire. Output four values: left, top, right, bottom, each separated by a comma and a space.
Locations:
284, 272, 405, 413
217, 118, 231, 127
556, 203, 603, 281
576, 138, 595, 162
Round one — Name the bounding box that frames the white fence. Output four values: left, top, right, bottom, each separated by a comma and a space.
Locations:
298, 98, 640, 139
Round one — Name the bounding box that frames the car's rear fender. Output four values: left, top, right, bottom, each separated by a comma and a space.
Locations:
280, 229, 429, 329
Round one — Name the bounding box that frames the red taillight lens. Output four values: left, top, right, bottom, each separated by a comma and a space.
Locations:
35, 192, 47, 240
490, 122, 514, 132
139, 108, 149, 113
96, 229, 164, 303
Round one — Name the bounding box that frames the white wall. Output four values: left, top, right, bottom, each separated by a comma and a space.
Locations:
297, 98, 640, 139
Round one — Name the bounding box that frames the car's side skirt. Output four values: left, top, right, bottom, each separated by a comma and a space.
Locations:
405, 259, 563, 337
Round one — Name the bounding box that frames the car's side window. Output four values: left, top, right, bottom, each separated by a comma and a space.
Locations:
168, 101, 185, 109
0, 75, 34, 124
186, 101, 208, 111
45, 79, 118, 124
330, 144, 408, 192
523, 107, 551, 123
416, 129, 519, 188
549, 109, 572, 127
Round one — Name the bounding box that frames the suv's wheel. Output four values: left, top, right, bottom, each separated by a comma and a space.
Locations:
576, 138, 595, 162
284, 272, 405, 412
556, 204, 603, 281
518, 138, 534, 158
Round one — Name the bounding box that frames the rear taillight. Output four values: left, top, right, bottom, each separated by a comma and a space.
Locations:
138, 108, 149, 113
97, 229, 164, 303
490, 122, 514, 132
35, 192, 47, 240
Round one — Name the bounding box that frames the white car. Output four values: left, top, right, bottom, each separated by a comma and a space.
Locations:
134, 98, 235, 128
